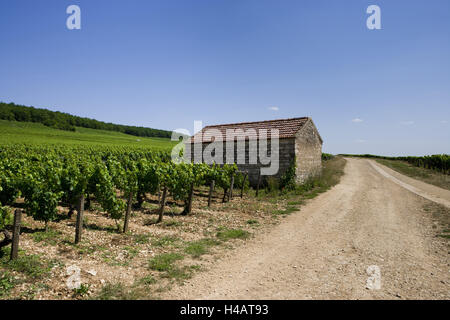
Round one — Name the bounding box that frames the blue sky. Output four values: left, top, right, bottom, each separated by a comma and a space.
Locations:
0, 0, 449, 156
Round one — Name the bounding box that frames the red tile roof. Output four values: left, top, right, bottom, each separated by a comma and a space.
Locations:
188, 117, 311, 143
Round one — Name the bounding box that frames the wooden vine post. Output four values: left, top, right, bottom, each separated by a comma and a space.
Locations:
241, 172, 248, 198
157, 186, 161, 205
229, 173, 234, 200
10, 209, 22, 261
208, 180, 215, 207
183, 183, 194, 215
75, 194, 84, 244
123, 192, 133, 233
222, 188, 228, 203
256, 170, 262, 197
157, 187, 167, 223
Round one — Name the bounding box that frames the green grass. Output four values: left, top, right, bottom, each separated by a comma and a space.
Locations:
0, 120, 176, 150
273, 206, 298, 216
148, 253, 184, 272
162, 220, 183, 228
184, 238, 220, 258
147, 252, 199, 283
376, 159, 450, 190
72, 283, 91, 298
0, 271, 17, 298
216, 228, 250, 241
94, 282, 141, 300
162, 265, 200, 281
136, 275, 157, 286
423, 202, 450, 241
133, 234, 151, 244
0, 248, 52, 279
32, 228, 62, 245
151, 235, 180, 247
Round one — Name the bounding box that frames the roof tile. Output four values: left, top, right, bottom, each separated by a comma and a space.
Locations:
188, 117, 310, 143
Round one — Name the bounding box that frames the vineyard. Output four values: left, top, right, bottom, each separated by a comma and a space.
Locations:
340, 154, 450, 174
0, 142, 345, 299
0, 144, 247, 242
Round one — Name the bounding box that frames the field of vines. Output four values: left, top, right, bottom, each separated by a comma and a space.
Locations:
0, 143, 344, 299
340, 154, 450, 174
0, 144, 245, 245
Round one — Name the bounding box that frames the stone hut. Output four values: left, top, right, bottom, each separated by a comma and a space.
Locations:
186, 117, 323, 186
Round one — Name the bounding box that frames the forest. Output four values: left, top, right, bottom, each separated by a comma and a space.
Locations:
0, 102, 172, 138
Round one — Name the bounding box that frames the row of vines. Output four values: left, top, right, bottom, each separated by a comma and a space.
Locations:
340, 153, 450, 174
0, 144, 248, 247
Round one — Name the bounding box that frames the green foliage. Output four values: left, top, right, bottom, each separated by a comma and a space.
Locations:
233, 171, 250, 191
0, 271, 16, 297
0, 144, 251, 228
0, 102, 172, 138
151, 235, 179, 247
94, 282, 140, 300
148, 253, 184, 272
0, 120, 176, 150
1, 252, 51, 279
32, 229, 62, 245
73, 283, 91, 298
273, 206, 297, 216
133, 233, 151, 244
280, 158, 297, 190
90, 163, 126, 220
184, 238, 220, 258
266, 177, 280, 193
0, 158, 22, 205
162, 264, 199, 281
322, 153, 334, 161
137, 275, 156, 286
24, 190, 63, 225
0, 204, 12, 230
216, 228, 250, 241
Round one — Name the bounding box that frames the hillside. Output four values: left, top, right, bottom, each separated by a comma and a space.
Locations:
0, 102, 172, 138
0, 120, 176, 150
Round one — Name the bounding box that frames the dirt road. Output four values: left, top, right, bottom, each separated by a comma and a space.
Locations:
163, 158, 449, 300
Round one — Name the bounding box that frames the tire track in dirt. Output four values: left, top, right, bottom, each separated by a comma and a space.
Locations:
369, 160, 450, 208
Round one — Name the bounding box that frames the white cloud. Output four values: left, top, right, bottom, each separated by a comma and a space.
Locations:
352, 118, 363, 123
355, 139, 366, 143
400, 120, 415, 126
268, 106, 279, 111
440, 120, 448, 124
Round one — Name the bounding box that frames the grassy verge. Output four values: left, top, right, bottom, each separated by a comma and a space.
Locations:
376, 159, 450, 190
422, 202, 450, 241
255, 156, 346, 208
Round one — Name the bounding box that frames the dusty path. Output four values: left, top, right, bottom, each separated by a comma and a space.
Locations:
369, 160, 450, 208
163, 158, 449, 300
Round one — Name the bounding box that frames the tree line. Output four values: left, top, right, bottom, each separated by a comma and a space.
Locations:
0, 102, 172, 138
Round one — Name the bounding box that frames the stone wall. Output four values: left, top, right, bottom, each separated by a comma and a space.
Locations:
294, 120, 323, 183
187, 138, 295, 187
